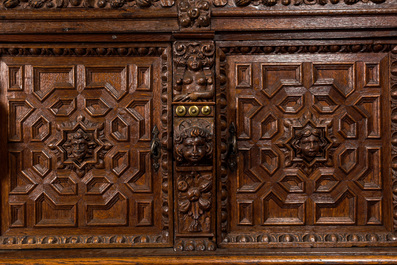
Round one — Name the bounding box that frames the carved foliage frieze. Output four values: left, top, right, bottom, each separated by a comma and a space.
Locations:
231, 0, 385, 7
2, 0, 174, 9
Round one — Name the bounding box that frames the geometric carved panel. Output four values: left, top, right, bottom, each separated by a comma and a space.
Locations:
224, 51, 389, 248
236, 64, 252, 89
86, 192, 128, 226
85, 66, 127, 101
312, 63, 355, 98
261, 64, 302, 98
262, 191, 305, 225
34, 193, 77, 227
136, 200, 153, 226
131, 65, 152, 92
314, 189, 356, 225
354, 96, 381, 139
2, 49, 170, 248
126, 99, 152, 141
7, 66, 24, 91
31, 116, 51, 142
8, 99, 35, 142
356, 147, 382, 190
237, 200, 253, 226
9, 203, 26, 228
236, 97, 261, 140
33, 66, 75, 102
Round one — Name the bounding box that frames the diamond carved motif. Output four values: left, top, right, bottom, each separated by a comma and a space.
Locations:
260, 113, 278, 140
84, 98, 111, 117
49, 98, 76, 117
110, 116, 129, 142
48, 115, 113, 178
31, 116, 51, 142
312, 94, 339, 114
277, 95, 304, 114
339, 113, 358, 139
84, 174, 111, 195
51, 175, 77, 195
260, 148, 279, 175
339, 147, 358, 174
279, 169, 305, 193
312, 168, 339, 193
31, 150, 51, 178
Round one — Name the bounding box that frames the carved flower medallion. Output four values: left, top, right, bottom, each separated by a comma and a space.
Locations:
178, 171, 212, 232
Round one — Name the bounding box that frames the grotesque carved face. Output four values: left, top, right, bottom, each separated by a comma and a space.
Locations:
300, 133, 321, 159
182, 136, 207, 163
187, 55, 202, 71
175, 126, 213, 165
69, 130, 89, 162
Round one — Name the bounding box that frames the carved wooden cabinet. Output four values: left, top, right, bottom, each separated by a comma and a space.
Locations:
0, 0, 396, 263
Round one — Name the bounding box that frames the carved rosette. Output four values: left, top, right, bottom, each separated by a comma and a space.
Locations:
177, 171, 212, 232
49, 115, 113, 178
277, 112, 338, 174
178, 0, 210, 29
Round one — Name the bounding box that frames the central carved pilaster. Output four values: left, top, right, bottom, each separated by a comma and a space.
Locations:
173, 40, 216, 251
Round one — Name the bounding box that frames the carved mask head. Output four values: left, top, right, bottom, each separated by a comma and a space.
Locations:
175, 127, 213, 164
187, 55, 203, 71
68, 129, 91, 162
295, 128, 324, 161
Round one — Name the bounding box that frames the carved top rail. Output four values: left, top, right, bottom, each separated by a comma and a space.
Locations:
0, 0, 395, 34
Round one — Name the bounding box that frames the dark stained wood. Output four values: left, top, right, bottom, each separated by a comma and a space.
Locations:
0, 0, 396, 262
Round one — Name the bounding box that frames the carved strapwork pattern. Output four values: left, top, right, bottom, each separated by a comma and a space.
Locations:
173, 40, 216, 251
391, 45, 397, 235
1, 0, 174, 9
1, 46, 172, 249
217, 43, 396, 248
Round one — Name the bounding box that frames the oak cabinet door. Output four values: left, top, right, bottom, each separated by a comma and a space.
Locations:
0, 45, 172, 249
217, 43, 397, 248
